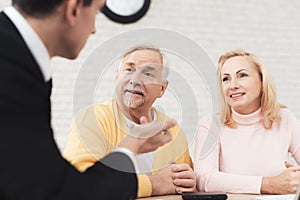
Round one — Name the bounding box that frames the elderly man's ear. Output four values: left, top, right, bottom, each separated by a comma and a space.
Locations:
114, 69, 120, 82
158, 81, 168, 98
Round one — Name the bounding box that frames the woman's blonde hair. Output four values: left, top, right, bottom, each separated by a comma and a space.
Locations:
217, 49, 285, 129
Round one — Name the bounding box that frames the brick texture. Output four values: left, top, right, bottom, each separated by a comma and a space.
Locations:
1, 1, 299, 164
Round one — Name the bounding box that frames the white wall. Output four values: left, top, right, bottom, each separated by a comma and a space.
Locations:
1, 1, 300, 161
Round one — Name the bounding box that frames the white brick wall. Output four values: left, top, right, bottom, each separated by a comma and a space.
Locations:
1, 1, 300, 163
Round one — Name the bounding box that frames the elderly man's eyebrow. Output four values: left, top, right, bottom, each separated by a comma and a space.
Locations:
124, 62, 135, 66
140, 65, 159, 71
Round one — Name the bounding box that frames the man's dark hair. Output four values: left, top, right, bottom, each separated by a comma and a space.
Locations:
12, 0, 93, 18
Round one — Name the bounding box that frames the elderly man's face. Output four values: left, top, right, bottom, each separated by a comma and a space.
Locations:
115, 49, 167, 110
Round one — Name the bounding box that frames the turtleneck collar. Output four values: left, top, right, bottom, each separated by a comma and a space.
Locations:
232, 107, 262, 125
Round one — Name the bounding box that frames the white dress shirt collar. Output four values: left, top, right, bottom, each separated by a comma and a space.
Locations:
4, 6, 51, 82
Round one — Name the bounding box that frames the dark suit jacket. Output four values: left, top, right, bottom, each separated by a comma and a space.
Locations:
0, 12, 137, 200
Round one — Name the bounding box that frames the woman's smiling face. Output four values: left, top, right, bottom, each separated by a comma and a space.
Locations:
221, 56, 262, 114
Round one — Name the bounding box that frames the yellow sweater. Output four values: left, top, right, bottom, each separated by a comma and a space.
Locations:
63, 99, 193, 197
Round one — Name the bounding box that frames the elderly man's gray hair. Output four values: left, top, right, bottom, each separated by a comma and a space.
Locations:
118, 45, 169, 81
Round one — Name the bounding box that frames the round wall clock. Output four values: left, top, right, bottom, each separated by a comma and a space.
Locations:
101, 0, 151, 24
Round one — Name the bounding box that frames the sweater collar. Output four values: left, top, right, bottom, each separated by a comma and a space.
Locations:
232, 107, 262, 125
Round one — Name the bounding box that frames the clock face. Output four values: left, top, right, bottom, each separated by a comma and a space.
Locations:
101, 0, 151, 24
106, 0, 145, 16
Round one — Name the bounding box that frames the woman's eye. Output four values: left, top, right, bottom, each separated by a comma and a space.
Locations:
239, 73, 248, 78
222, 77, 229, 82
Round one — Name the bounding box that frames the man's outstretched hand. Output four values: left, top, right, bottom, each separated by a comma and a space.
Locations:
118, 116, 177, 154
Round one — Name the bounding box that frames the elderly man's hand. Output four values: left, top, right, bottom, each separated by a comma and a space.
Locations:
118, 116, 176, 154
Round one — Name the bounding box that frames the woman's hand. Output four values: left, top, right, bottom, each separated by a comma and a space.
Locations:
261, 166, 300, 194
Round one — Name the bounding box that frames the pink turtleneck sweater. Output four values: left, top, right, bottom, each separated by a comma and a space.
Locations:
194, 108, 300, 194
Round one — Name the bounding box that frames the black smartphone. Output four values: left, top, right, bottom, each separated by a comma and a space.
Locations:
182, 191, 228, 200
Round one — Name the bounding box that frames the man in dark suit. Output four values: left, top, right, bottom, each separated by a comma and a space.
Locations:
0, 0, 176, 199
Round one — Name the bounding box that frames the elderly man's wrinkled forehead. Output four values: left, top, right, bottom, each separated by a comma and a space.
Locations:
121, 49, 163, 67
117, 48, 169, 81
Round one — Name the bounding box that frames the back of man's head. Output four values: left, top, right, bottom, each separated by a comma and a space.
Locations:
12, 0, 93, 18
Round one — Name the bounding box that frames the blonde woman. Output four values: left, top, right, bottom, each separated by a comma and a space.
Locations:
195, 49, 300, 194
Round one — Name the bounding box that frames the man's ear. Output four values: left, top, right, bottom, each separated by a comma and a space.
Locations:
114, 68, 120, 84
65, 0, 81, 26
158, 80, 168, 98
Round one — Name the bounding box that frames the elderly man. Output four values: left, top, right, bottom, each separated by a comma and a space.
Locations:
63, 45, 196, 197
